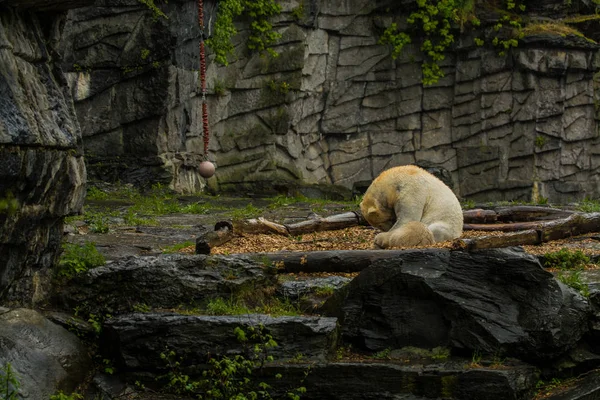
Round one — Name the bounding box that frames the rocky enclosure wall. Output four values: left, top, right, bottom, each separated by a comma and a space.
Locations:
0, 1, 88, 304
60, 0, 600, 202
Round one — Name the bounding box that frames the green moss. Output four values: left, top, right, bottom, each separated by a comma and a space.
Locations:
440, 375, 458, 398
0, 192, 19, 215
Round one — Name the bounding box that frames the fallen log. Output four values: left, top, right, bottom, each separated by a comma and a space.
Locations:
452, 230, 541, 251
493, 206, 575, 222
195, 221, 234, 255
455, 212, 600, 250
462, 206, 575, 224
233, 211, 367, 236
243, 249, 426, 274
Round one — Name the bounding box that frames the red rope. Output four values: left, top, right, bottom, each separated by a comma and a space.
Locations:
198, 0, 210, 157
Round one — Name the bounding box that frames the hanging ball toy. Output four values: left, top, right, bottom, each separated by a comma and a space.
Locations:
199, 160, 215, 178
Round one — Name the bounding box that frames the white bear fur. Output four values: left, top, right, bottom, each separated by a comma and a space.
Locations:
359, 165, 463, 249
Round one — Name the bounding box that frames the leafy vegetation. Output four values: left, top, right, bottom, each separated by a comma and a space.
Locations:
578, 197, 600, 212
56, 242, 106, 279
49, 391, 83, 400
0, 363, 19, 400
543, 248, 590, 270
137, 0, 167, 20
378, 0, 526, 84
156, 325, 308, 399
0, 192, 19, 215
206, 0, 282, 65
543, 249, 592, 297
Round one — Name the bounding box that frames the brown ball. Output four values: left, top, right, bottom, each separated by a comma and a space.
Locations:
199, 161, 215, 178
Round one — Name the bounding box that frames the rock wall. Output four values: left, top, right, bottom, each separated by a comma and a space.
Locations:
60, 0, 600, 202
0, 1, 88, 304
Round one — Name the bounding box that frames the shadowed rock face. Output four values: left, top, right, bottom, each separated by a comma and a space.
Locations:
325, 247, 591, 364
0, 3, 88, 305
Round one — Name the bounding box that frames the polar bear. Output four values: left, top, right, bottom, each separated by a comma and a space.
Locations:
359, 165, 463, 249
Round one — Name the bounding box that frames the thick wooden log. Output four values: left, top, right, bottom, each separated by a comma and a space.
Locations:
462, 206, 575, 224
243, 249, 422, 273
539, 212, 600, 242
464, 221, 551, 231
493, 206, 575, 222
452, 230, 541, 251
195, 221, 234, 255
286, 212, 367, 235
455, 212, 600, 250
233, 212, 366, 236
233, 217, 288, 235
462, 209, 498, 224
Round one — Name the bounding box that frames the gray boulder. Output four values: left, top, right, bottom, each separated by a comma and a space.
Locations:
325, 247, 590, 363
0, 308, 92, 399
55, 253, 277, 314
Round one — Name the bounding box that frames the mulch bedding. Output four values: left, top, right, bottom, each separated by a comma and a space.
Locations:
180, 226, 600, 267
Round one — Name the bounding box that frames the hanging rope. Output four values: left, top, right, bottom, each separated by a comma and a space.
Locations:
198, 0, 209, 156
197, 0, 215, 178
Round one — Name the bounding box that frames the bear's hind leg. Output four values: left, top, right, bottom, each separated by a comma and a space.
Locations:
428, 221, 460, 242
375, 221, 435, 248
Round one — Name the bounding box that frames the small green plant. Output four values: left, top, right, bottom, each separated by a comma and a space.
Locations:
162, 241, 195, 254
534, 135, 546, 148
543, 249, 590, 270
86, 211, 110, 234
534, 377, 566, 398
461, 199, 476, 210
229, 203, 264, 220
557, 270, 590, 297
0, 192, 19, 215
205, 297, 252, 315
312, 285, 335, 296
373, 348, 392, 360
431, 346, 451, 360
87, 313, 104, 335
133, 303, 152, 313
213, 79, 226, 96
49, 392, 83, 400
469, 350, 482, 368
267, 79, 291, 94
578, 197, 600, 212
291, 1, 305, 20
57, 242, 106, 278
137, 0, 168, 20
0, 363, 19, 400
181, 202, 211, 214
543, 249, 591, 297
140, 48, 151, 60
102, 359, 115, 375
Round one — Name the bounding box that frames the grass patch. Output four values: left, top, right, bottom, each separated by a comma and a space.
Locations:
200, 291, 303, 317
57, 242, 106, 279
543, 249, 592, 297
578, 197, 600, 212
162, 241, 195, 254
228, 204, 264, 220
521, 22, 596, 43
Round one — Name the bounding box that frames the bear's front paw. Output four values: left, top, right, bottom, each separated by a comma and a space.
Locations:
374, 232, 391, 249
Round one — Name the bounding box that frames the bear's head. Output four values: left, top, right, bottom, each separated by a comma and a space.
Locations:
359, 196, 395, 232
